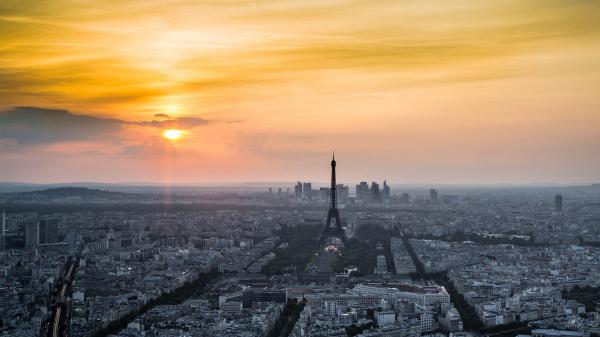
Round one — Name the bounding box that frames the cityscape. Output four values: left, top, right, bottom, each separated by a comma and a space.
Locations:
1, 1, 600, 337
1, 156, 600, 337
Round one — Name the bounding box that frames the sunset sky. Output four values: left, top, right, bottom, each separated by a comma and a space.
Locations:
1, 0, 599, 184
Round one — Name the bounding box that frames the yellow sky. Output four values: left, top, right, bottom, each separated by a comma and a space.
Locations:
1, 0, 599, 183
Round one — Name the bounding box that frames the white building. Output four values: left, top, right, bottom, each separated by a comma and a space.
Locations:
375, 310, 396, 326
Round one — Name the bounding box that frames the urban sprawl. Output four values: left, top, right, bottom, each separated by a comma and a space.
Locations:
1, 169, 600, 337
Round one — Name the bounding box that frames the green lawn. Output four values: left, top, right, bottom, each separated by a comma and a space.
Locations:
262, 224, 322, 275
334, 224, 399, 274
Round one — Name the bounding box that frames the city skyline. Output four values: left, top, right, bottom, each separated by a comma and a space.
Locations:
3, 2, 600, 335
1, 0, 600, 184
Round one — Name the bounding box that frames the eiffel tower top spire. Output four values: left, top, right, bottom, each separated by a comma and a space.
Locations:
330, 152, 337, 211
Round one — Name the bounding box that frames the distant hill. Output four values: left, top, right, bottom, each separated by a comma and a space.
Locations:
562, 183, 600, 192
0, 186, 141, 205
23, 187, 129, 198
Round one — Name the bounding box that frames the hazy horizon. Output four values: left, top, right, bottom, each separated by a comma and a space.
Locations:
1, 180, 597, 189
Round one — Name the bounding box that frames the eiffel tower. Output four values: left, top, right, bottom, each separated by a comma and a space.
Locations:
321, 153, 346, 243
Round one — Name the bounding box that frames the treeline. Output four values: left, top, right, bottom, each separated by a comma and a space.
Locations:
400, 234, 426, 274
562, 285, 600, 312
268, 298, 305, 337
346, 321, 375, 336
438, 275, 485, 330
408, 271, 484, 330
480, 321, 530, 336
93, 271, 218, 337
402, 236, 484, 330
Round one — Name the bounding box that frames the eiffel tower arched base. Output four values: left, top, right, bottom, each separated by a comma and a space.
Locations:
319, 227, 347, 246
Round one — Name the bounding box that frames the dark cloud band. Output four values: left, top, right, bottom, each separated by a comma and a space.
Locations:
0, 106, 212, 144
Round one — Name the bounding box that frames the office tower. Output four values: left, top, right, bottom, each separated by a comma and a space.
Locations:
0, 210, 5, 251
26, 222, 39, 248
39, 221, 47, 244
336, 184, 342, 202
278, 187, 282, 195
47, 220, 59, 243
303, 182, 312, 200
39, 220, 48, 244
401, 193, 410, 203
319, 187, 331, 202
555, 194, 563, 212
382, 180, 391, 200
371, 182, 381, 202
430, 188, 438, 201
268, 187, 273, 194
37, 220, 59, 244
360, 182, 369, 199
295, 182, 302, 197
342, 185, 350, 201
337, 184, 349, 203
356, 182, 369, 200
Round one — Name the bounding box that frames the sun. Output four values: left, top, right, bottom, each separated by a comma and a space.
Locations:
162, 129, 184, 141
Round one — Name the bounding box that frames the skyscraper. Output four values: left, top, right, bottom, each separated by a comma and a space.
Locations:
382, 180, 391, 200
356, 182, 369, 201
295, 182, 302, 197
39, 220, 49, 244
371, 182, 381, 202
430, 188, 438, 202
27, 220, 60, 247
26, 222, 39, 248
555, 194, 563, 212
303, 182, 312, 200
45, 220, 59, 244
0, 210, 5, 251
319, 187, 331, 202
336, 184, 349, 203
